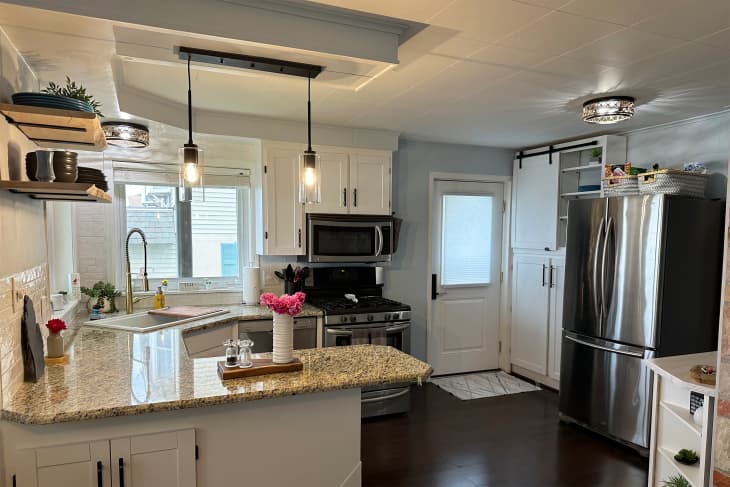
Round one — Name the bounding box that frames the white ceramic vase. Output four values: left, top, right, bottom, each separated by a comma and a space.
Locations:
46, 333, 64, 358
272, 312, 294, 364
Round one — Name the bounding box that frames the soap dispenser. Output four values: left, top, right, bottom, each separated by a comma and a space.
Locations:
154, 286, 166, 309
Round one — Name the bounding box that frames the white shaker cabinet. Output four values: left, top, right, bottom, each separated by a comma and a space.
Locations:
312, 150, 349, 214
258, 143, 305, 256
15, 430, 196, 487
511, 153, 559, 251
511, 253, 564, 386
348, 151, 391, 215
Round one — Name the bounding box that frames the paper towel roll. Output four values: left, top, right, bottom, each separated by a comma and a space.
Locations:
242, 267, 261, 304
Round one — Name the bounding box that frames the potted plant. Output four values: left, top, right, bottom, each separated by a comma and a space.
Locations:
41, 77, 103, 116
81, 281, 121, 313
661, 474, 690, 487
45, 318, 67, 358
674, 449, 699, 465
590, 147, 603, 164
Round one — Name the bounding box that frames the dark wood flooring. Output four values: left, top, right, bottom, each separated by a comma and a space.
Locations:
361, 383, 648, 487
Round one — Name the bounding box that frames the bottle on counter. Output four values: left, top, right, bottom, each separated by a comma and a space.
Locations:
153, 286, 166, 309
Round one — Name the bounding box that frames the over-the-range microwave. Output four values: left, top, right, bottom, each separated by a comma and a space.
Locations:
306, 214, 393, 263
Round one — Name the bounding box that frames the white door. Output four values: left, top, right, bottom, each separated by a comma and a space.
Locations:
349, 151, 391, 215
511, 253, 550, 375
111, 430, 196, 487
262, 144, 305, 255
16, 441, 111, 487
429, 180, 504, 375
548, 257, 565, 381
307, 150, 349, 215
511, 154, 559, 250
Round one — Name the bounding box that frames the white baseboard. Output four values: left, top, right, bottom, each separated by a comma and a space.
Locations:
511, 364, 560, 390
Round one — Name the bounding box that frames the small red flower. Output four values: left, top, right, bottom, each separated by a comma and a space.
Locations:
46, 318, 67, 335
259, 292, 306, 316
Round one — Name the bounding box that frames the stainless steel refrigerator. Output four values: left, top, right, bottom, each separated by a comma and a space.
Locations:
559, 194, 724, 452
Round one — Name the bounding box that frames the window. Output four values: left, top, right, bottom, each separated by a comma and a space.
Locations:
118, 183, 247, 290
440, 194, 493, 286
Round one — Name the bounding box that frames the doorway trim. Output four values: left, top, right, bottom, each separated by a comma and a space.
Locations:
426, 172, 512, 373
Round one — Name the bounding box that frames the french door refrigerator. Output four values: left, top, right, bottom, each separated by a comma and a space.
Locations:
559, 194, 724, 452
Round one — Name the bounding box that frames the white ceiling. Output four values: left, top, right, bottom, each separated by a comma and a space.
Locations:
0, 0, 729, 149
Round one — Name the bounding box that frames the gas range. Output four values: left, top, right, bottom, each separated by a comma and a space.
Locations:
307, 295, 411, 326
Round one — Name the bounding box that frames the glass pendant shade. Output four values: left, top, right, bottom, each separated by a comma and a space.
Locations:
179, 144, 204, 202
299, 150, 321, 204
582, 96, 635, 124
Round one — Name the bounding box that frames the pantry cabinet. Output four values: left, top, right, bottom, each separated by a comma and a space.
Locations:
15, 430, 196, 487
258, 143, 305, 256
511, 153, 559, 251
510, 253, 564, 385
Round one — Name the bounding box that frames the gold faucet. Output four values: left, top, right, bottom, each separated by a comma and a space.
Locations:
125, 227, 149, 314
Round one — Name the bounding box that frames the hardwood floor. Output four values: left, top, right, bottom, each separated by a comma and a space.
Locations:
361, 383, 648, 487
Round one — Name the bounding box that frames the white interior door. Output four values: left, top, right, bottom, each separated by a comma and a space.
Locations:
429, 180, 504, 375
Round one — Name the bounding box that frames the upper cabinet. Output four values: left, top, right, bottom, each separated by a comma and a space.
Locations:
256, 141, 392, 256
307, 149, 392, 216
258, 143, 305, 256
512, 135, 626, 251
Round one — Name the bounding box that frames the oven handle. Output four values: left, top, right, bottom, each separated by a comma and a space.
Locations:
325, 328, 354, 336
375, 226, 384, 256
385, 323, 411, 333
361, 387, 410, 403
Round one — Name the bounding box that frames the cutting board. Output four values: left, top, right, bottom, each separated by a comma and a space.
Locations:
21, 296, 45, 382
148, 306, 224, 318
217, 358, 303, 380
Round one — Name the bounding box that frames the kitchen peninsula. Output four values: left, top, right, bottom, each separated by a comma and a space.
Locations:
0, 312, 432, 487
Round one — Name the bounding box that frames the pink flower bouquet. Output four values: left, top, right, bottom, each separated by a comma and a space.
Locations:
260, 292, 306, 316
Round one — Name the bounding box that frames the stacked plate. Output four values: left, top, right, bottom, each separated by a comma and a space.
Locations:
12, 92, 94, 113
76, 166, 108, 192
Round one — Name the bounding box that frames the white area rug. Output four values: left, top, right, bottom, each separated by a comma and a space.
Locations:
430, 371, 541, 400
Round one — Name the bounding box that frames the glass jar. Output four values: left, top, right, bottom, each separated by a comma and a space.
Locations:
238, 339, 254, 368
223, 339, 239, 368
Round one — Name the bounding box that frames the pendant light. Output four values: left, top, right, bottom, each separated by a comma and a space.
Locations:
299, 74, 321, 204
179, 53, 204, 202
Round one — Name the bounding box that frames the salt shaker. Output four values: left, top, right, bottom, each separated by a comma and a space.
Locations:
238, 339, 254, 368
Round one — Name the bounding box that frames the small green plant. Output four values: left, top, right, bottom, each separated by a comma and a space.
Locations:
81, 281, 120, 312
661, 474, 690, 487
591, 147, 603, 159
41, 76, 103, 116
674, 449, 699, 465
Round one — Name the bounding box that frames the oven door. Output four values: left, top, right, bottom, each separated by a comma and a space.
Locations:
323, 321, 411, 353
308, 219, 392, 263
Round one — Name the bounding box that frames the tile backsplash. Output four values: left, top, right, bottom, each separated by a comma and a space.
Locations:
0, 263, 50, 406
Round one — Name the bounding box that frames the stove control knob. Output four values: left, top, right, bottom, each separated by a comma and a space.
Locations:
392, 312, 400, 320
350, 316, 357, 323
384, 313, 391, 320
340, 316, 348, 323
367, 314, 374, 322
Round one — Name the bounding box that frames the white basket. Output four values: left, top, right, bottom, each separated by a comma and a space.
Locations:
638, 170, 706, 198
602, 175, 639, 197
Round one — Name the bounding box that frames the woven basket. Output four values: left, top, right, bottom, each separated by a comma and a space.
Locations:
602, 175, 639, 197
638, 169, 706, 197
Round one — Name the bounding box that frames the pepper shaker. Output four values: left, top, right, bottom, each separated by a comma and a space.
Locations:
223, 339, 239, 368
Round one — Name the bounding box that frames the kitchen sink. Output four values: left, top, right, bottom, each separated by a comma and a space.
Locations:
83, 309, 229, 333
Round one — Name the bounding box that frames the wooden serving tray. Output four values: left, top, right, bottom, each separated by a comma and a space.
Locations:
217, 358, 303, 379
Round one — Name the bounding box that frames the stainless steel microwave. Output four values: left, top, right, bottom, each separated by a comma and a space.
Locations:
307, 214, 393, 263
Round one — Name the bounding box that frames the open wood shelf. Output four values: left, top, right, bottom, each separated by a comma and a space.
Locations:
0, 180, 111, 203
0, 103, 106, 151
658, 447, 700, 487
561, 164, 602, 173
660, 401, 702, 437
560, 190, 601, 198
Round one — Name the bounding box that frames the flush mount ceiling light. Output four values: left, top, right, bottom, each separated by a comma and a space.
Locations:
102, 122, 149, 148
179, 52, 204, 202
582, 96, 635, 124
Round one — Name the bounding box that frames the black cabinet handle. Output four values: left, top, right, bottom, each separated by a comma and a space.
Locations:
118, 458, 125, 487
97, 461, 103, 487
298, 229, 302, 248
549, 266, 555, 288
343, 188, 347, 207
353, 188, 357, 207
542, 264, 547, 287
431, 274, 440, 300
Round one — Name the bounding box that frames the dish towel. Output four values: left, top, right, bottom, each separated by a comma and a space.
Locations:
352, 329, 370, 345
370, 327, 387, 346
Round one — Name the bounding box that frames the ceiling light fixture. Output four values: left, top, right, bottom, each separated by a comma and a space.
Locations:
582, 96, 635, 124
102, 122, 149, 148
299, 74, 321, 205
179, 53, 203, 202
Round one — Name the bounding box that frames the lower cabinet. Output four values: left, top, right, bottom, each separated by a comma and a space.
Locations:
16, 430, 196, 487
510, 252, 564, 386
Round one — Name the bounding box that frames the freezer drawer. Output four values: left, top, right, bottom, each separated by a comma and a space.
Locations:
559, 332, 653, 449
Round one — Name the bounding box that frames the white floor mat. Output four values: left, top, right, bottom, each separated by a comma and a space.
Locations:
430, 371, 541, 400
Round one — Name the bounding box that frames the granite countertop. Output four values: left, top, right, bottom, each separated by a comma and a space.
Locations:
645, 351, 718, 397
1, 305, 432, 425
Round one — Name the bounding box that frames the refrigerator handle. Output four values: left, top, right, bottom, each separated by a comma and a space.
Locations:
564, 334, 644, 358
592, 217, 605, 329
600, 217, 614, 326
